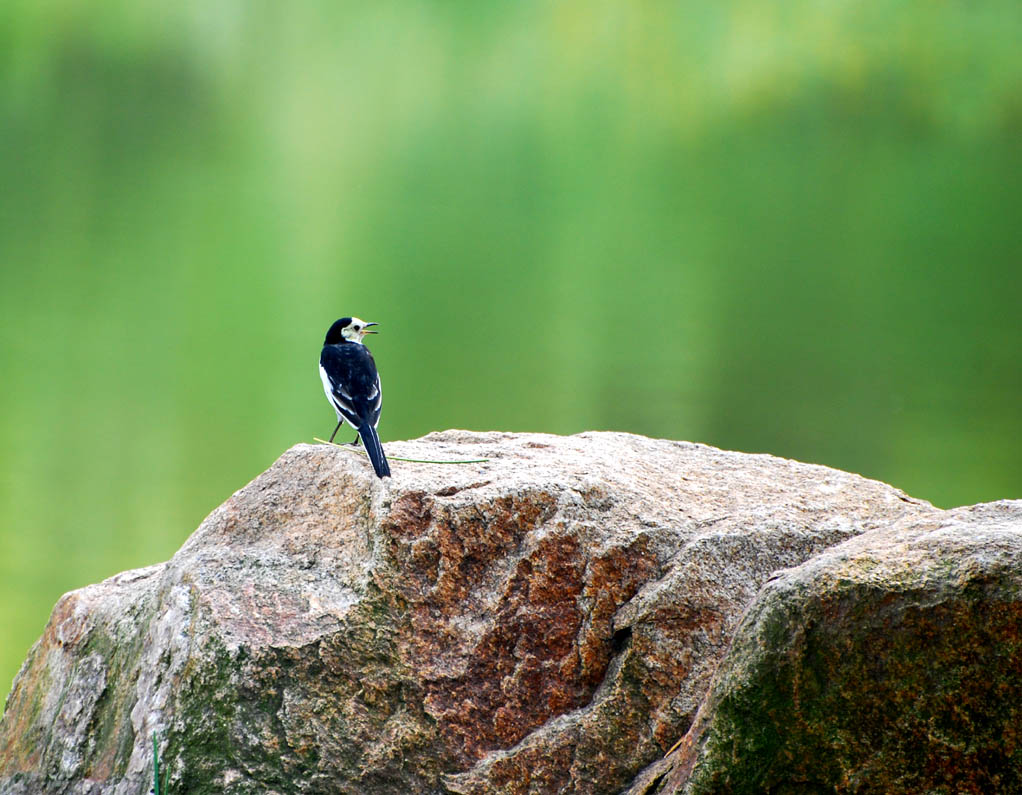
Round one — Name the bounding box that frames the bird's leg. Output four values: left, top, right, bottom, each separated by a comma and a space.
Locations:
328, 420, 343, 444
352, 433, 361, 446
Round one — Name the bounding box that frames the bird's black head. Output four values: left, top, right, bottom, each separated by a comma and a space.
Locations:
324, 317, 378, 345
324, 317, 352, 345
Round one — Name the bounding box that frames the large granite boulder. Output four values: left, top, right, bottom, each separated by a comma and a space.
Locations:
0, 431, 946, 793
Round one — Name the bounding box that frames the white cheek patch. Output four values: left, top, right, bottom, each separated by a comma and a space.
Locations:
343, 317, 368, 344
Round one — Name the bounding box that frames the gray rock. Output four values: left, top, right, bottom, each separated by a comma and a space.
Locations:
0, 431, 934, 793
633, 499, 1022, 794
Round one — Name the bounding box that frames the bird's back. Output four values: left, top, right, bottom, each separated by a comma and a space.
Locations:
320, 343, 381, 422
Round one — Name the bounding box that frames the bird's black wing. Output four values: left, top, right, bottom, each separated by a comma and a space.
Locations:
365, 348, 383, 428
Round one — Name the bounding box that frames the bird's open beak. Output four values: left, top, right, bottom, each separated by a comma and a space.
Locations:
364, 322, 379, 334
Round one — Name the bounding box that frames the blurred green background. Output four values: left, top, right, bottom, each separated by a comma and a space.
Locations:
1, 0, 1020, 702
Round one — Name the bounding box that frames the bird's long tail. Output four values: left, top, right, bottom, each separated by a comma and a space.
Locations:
357, 423, 391, 478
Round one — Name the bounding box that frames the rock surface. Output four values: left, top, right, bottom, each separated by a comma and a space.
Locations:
629, 500, 1022, 795
0, 430, 959, 794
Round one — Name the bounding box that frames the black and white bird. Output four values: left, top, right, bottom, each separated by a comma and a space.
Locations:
319, 317, 391, 478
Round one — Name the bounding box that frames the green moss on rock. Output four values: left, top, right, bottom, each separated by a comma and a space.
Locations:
677, 508, 1022, 795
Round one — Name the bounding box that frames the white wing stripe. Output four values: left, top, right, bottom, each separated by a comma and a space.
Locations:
320, 363, 358, 423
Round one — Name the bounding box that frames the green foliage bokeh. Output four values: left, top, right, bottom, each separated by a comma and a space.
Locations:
1, 1, 1020, 703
